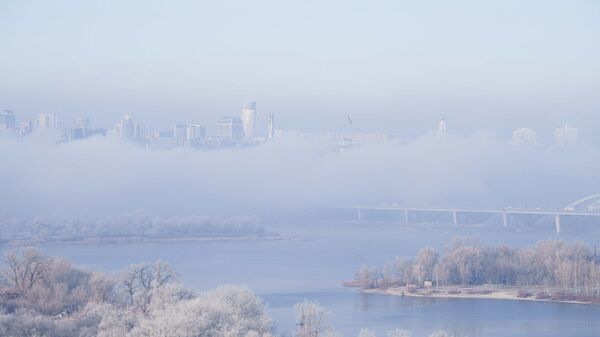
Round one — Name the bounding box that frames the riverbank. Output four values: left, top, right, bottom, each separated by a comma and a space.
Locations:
350, 284, 600, 305
0, 234, 291, 247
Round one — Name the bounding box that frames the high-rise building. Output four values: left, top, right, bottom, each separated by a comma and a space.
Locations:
113, 115, 144, 141
173, 124, 206, 146
35, 113, 58, 130
19, 120, 34, 136
267, 114, 275, 140
218, 117, 243, 140
437, 118, 447, 137
512, 128, 536, 145
173, 124, 205, 147
70, 116, 91, 140
174, 124, 187, 147
240, 100, 257, 138
185, 124, 205, 140
0, 110, 16, 129
117, 115, 135, 139
555, 123, 578, 147
134, 122, 145, 140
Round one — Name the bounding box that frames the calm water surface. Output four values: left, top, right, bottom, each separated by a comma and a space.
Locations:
9, 222, 600, 337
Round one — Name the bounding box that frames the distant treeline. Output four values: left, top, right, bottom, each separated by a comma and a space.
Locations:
0, 249, 455, 337
355, 238, 600, 300
0, 210, 271, 244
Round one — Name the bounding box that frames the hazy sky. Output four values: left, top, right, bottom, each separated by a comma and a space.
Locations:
1, 0, 599, 142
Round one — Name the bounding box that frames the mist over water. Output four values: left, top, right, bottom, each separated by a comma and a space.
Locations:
1, 133, 599, 216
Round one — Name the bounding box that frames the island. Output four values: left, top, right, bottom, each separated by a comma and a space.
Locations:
346, 238, 600, 305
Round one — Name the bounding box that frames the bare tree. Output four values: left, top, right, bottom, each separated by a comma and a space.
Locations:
121, 266, 139, 306
152, 260, 177, 294
89, 272, 117, 303
135, 264, 154, 291
3, 248, 50, 294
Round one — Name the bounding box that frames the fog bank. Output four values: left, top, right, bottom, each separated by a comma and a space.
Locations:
1, 134, 598, 216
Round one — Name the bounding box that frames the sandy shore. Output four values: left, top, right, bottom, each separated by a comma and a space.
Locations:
358, 285, 598, 305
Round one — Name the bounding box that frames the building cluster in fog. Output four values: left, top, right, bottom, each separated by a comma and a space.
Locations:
0, 105, 584, 150
511, 123, 579, 148
108, 100, 280, 150
0, 101, 284, 150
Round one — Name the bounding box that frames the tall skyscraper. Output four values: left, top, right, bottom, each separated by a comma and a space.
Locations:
218, 117, 243, 140
555, 123, 578, 147
117, 115, 135, 139
113, 115, 143, 141
134, 122, 145, 140
437, 118, 447, 137
185, 124, 205, 140
71, 116, 91, 140
267, 114, 275, 140
512, 128, 536, 145
0, 110, 16, 129
19, 120, 34, 136
240, 100, 257, 138
35, 113, 58, 130
173, 124, 206, 147
174, 124, 187, 146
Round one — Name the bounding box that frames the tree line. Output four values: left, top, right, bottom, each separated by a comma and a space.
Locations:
354, 238, 600, 301
0, 249, 456, 337
0, 210, 269, 244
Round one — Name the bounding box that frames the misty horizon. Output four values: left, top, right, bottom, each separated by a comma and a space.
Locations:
2, 131, 598, 217
1, 1, 599, 141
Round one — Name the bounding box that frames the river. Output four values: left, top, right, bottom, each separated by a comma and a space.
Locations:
9, 222, 600, 337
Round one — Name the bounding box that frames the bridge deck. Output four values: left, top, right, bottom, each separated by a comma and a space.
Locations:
345, 207, 600, 217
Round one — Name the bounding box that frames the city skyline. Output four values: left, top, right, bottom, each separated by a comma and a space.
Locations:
0, 102, 588, 149
1, 1, 598, 143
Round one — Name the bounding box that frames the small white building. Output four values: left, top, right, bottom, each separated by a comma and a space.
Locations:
512, 128, 536, 145
555, 123, 578, 148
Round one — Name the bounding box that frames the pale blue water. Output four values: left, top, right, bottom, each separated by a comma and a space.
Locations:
5, 222, 600, 337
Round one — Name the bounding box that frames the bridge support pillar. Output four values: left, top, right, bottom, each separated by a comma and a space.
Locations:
357, 208, 362, 222
502, 212, 508, 227
555, 214, 561, 234
404, 209, 408, 224
452, 211, 458, 225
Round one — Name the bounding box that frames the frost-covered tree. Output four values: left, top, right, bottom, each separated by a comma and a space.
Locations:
413, 247, 438, 284
3, 248, 50, 294
428, 330, 449, 337
387, 328, 412, 337
294, 300, 338, 337
357, 238, 600, 297
130, 285, 273, 337
358, 328, 377, 337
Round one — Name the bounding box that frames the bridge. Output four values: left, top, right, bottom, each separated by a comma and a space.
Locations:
327, 195, 600, 234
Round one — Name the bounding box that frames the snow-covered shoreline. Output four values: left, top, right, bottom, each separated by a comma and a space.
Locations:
359, 285, 600, 306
